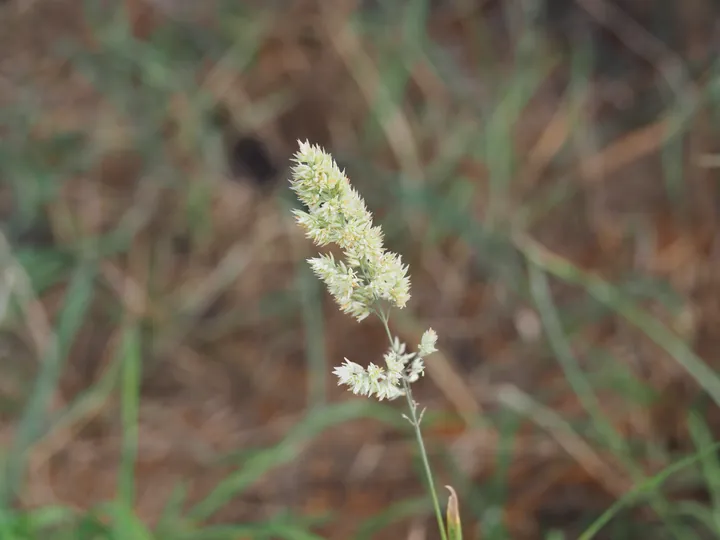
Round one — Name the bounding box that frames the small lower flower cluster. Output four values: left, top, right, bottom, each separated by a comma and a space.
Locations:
333, 330, 437, 400
289, 141, 438, 401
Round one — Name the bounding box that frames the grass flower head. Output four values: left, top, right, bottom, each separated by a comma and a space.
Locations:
289, 141, 452, 540
290, 141, 437, 401
290, 141, 411, 320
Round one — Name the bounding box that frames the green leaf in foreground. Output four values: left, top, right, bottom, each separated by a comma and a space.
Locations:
446, 485, 462, 540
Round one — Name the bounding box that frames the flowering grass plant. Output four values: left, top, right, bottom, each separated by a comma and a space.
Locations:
289, 141, 460, 539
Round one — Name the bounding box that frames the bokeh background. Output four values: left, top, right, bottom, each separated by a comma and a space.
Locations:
1, 0, 720, 538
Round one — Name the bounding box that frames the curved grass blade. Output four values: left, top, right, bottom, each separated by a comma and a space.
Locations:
688, 412, 720, 531
354, 497, 429, 540
102, 501, 154, 540
579, 440, 720, 539
118, 322, 142, 506
297, 265, 327, 409
0, 262, 96, 504
188, 400, 403, 522
518, 235, 720, 407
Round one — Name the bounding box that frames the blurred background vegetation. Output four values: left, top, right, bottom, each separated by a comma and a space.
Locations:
1, 0, 720, 538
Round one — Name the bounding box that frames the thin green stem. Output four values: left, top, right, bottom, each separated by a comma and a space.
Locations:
378, 309, 394, 343
378, 310, 447, 540
403, 380, 448, 540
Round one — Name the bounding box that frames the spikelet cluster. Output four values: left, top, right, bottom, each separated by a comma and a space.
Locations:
290, 141, 437, 400
290, 141, 410, 322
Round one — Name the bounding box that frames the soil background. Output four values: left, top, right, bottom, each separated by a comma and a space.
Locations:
1, 1, 720, 539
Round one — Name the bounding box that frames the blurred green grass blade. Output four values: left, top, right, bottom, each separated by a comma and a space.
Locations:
26, 506, 75, 538
589, 351, 658, 407
484, 409, 521, 539
528, 263, 626, 453
0, 497, 63, 538
579, 440, 720, 540
0, 505, 76, 540
13, 248, 74, 294
38, 354, 121, 449
688, 412, 720, 530
185, 180, 214, 243
0, 509, 15, 540
75, 509, 112, 540
400, 0, 431, 50
0, 262, 95, 504
671, 500, 719, 537
78, 0, 271, 128
423, 122, 482, 189
527, 263, 691, 534
358, 10, 419, 146
483, 58, 556, 225
180, 523, 325, 540
354, 497, 428, 540
105, 501, 154, 540
297, 265, 327, 409
661, 117, 686, 206
118, 322, 142, 506
155, 481, 189, 536
188, 400, 402, 522
402, 181, 530, 288
425, 180, 476, 244
519, 237, 720, 407
24, 505, 75, 530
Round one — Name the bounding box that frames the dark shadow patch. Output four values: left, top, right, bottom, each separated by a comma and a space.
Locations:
9, 218, 56, 249
226, 135, 278, 189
